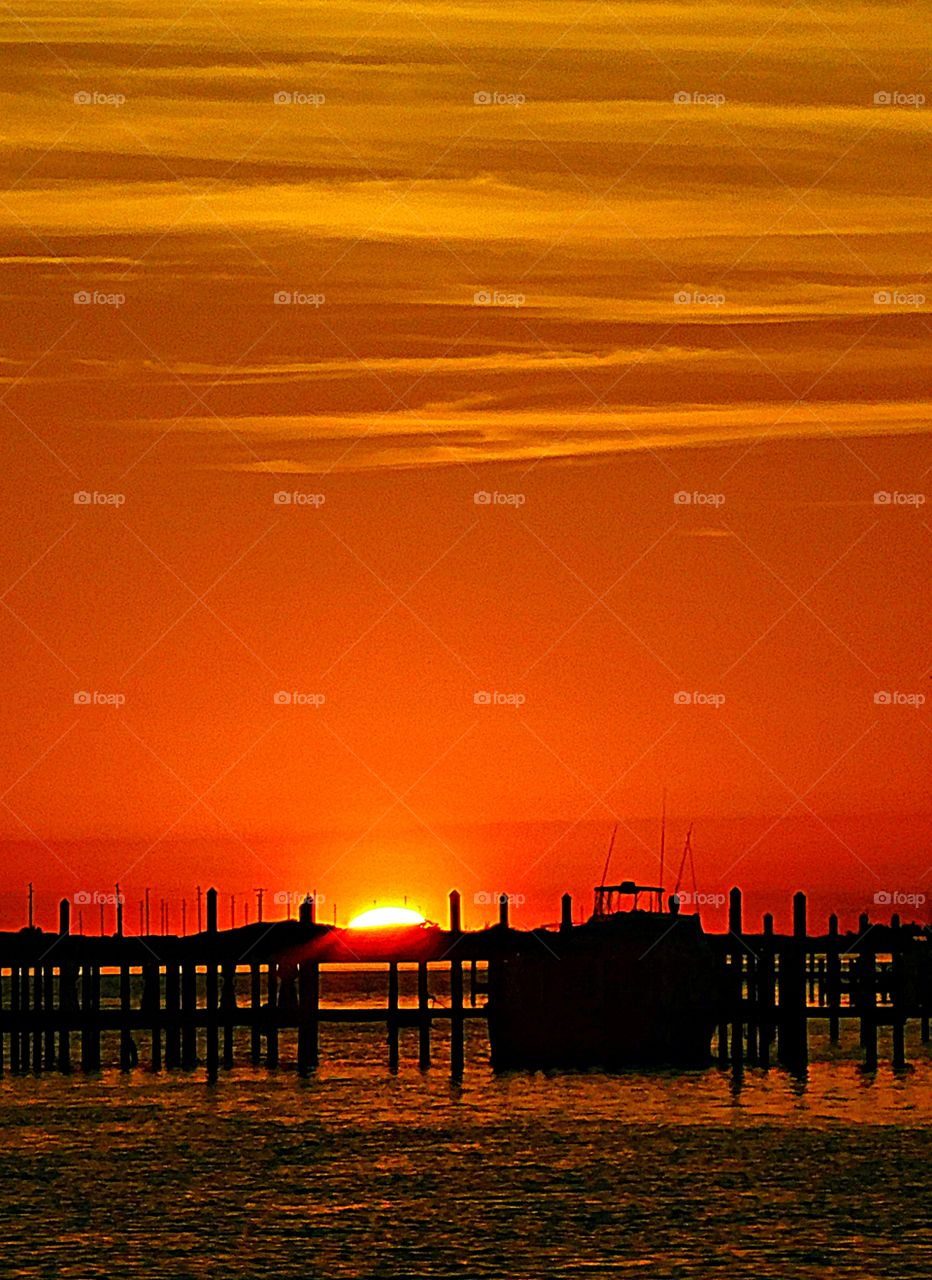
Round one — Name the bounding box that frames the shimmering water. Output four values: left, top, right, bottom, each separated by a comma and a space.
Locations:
2, 1018, 931, 1278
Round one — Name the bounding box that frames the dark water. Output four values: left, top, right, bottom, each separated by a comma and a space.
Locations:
2, 1013, 931, 1278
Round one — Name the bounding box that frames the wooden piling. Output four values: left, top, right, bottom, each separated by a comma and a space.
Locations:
860, 944, 878, 1070
891, 917, 906, 1069
387, 962, 399, 1072
165, 962, 181, 1068
205, 889, 219, 1081
32, 965, 42, 1073
181, 961, 197, 1068
759, 914, 775, 1069
119, 964, 133, 1071
221, 961, 236, 1070
297, 960, 319, 1076
827, 914, 841, 1043
250, 961, 261, 1065
266, 962, 278, 1068
417, 962, 431, 1069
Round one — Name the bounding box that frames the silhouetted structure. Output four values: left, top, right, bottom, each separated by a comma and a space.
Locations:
0, 887, 929, 1080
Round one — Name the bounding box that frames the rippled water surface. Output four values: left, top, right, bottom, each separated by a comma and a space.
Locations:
2, 1015, 931, 1278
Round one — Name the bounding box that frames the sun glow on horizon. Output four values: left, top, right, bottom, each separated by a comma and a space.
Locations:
348, 905, 426, 929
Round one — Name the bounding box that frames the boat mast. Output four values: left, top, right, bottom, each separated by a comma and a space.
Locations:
658, 788, 667, 912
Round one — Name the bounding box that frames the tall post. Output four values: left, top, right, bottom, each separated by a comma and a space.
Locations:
266, 962, 278, 1068
759, 913, 775, 1069
449, 890, 461, 935
728, 888, 743, 1066
205, 889, 219, 1081
165, 961, 181, 1068
417, 962, 431, 1069
250, 961, 262, 1064
498, 894, 509, 929
119, 964, 133, 1071
560, 893, 573, 932
387, 962, 399, 1072
827, 914, 841, 1043
181, 960, 197, 1068
891, 916, 906, 1069
221, 961, 236, 1070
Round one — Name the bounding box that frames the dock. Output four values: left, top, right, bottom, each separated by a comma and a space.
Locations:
0, 887, 929, 1079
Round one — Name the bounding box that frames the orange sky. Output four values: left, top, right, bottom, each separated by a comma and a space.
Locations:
1, 2, 929, 931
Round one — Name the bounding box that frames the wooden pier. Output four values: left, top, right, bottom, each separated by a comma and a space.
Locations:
0, 888, 929, 1080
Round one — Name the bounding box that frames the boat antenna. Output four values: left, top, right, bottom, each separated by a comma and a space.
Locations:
599, 822, 618, 887
672, 824, 694, 903
658, 788, 667, 912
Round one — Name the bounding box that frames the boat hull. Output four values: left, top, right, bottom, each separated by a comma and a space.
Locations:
487, 914, 720, 1070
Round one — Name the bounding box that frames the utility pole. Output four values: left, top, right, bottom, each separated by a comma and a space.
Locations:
145, 887, 150, 936
230, 894, 235, 928
28, 882, 33, 929
116, 883, 123, 936
196, 885, 203, 933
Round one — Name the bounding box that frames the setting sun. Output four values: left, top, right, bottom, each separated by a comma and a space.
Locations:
348, 906, 426, 929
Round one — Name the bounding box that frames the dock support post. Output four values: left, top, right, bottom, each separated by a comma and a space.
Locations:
417, 962, 431, 1069
32, 965, 42, 1073
165, 962, 181, 1068
827, 914, 841, 1043
119, 964, 133, 1071
861, 944, 878, 1071
297, 960, 319, 1077
181, 961, 197, 1069
891, 917, 906, 1070
449, 890, 464, 1077
221, 962, 236, 1070
728, 888, 743, 1067
43, 965, 55, 1069
266, 962, 278, 1069
250, 962, 261, 1064
205, 889, 219, 1082
759, 914, 775, 1069
388, 962, 399, 1073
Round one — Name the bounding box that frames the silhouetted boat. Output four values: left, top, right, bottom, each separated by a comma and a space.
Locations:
487, 880, 721, 1070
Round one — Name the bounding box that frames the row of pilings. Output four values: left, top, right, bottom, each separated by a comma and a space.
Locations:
713, 889, 931, 1074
